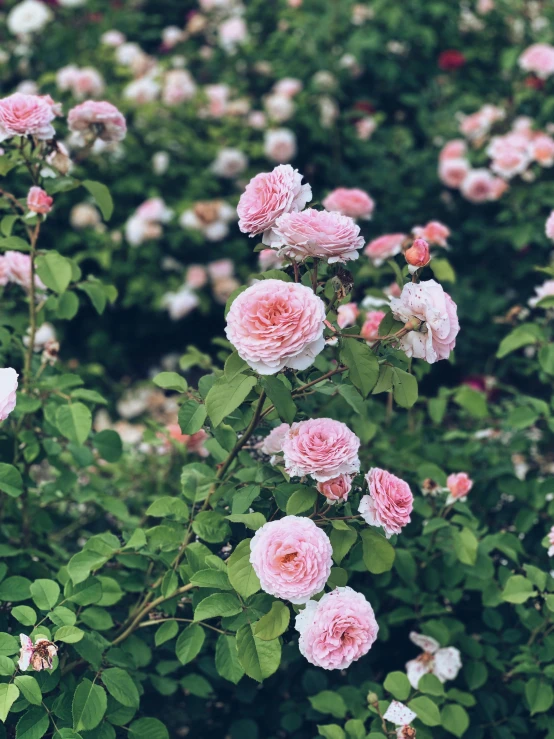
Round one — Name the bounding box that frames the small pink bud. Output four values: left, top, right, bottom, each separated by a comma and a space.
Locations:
405, 238, 430, 268
27, 187, 53, 215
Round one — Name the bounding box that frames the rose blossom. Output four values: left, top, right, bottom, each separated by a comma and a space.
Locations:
7, 0, 52, 36
101, 30, 125, 47
0, 368, 18, 421
390, 280, 459, 363
264, 128, 297, 162
0, 93, 56, 142
68, 101, 127, 143
163, 70, 197, 105
359, 468, 413, 538
487, 135, 531, 179
519, 43, 554, 79
282, 418, 360, 482
264, 93, 295, 123
528, 280, 554, 308
258, 248, 284, 271
27, 187, 53, 215
219, 16, 248, 52
211, 147, 248, 178
405, 238, 430, 271
316, 474, 352, 504
356, 116, 377, 140
4, 251, 46, 291
225, 280, 325, 374
337, 302, 359, 329
439, 139, 467, 161
207, 259, 234, 281
185, 265, 208, 289
446, 472, 473, 503
162, 287, 199, 320
361, 310, 386, 343
439, 157, 471, 188
295, 586, 379, 669
459, 104, 504, 141
548, 526, 554, 557
530, 134, 554, 167
0, 257, 8, 287
273, 78, 303, 98
323, 188, 375, 220
412, 221, 450, 248
237, 164, 312, 244
406, 632, 462, 689
18, 634, 57, 672
364, 233, 407, 266
460, 169, 499, 203
250, 516, 332, 604
261, 423, 290, 456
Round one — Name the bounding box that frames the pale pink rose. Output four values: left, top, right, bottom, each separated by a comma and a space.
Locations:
487, 135, 530, 179
546, 211, 554, 240
446, 472, 473, 503
68, 100, 127, 143
274, 78, 302, 98
529, 279, 554, 308
270, 208, 364, 264
137, 197, 172, 223
18, 634, 58, 672
4, 251, 45, 291
385, 282, 402, 299
548, 525, 554, 557
207, 258, 234, 280
212, 276, 239, 304
185, 265, 208, 289
56, 64, 80, 92
323, 188, 375, 220
163, 70, 197, 106
27, 186, 53, 214
489, 176, 509, 200
73, 68, 105, 99
264, 128, 297, 162
364, 233, 407, 266
0, 93, 56, 142
225, 279, 325, 374
439, 157, 471, 188
124, 77, 160, 105
459, 104, 504, 140
361, 310, 386, 343
248, 111, 266, 129
412, 221, 450, 248
439, 139, 467, 161
282, 418, 360, 482
460, 169, 498, 203
405, 238, 430, 271
162, 287, 199, 320
237, 164, 312, 243
519, 43, 554, 79
101, 30, 126, 47
390, 279, 459, 363
337, 302, 359, 329
0, 256, 8, 286
162, 25, 184, 49
250, 516, 332, 604
477, 0, 494, 12
530, 134, 554, 167
211, 147, 248, 178
219, 16, 248, 52
359, 468, 413, 538
356, 116, 377, 141
383, 702, 417, 738
204, 84, 229, 117
295, 586, 378, 669
316, 474, 352, 503
264, 93, 295, 123
406, 632, 462, 689
0, 368, 18, 421
261, 423, 290, 456
258, 248, 284, 271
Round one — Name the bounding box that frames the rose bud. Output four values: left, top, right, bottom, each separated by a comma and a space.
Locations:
404, 238, 430, 272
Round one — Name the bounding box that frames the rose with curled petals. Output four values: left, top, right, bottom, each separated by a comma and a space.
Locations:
0, 93, 56, 142
282, 418, 360, 482
359, 468, 413, 538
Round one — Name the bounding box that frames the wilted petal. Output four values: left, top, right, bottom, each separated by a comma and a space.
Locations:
409, 631, 440, 654
433, 647, 462, 683
406, 657, 430, 689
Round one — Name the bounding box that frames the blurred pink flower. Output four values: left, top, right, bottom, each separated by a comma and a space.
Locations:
361, 310, 386, 343
68, 100, 127, 143
27, 186, 53, 214
337, 302, 359, 329
365, 233, 407, 266
0, 368, 18, 421
323, 188, 375, 220
446, 472, 473, 503
519, 43, 554, 79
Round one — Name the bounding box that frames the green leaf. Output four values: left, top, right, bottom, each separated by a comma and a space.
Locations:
231, 484, 261, 514
286, 487, 317, 515
360, 528, 395, 574
14, 676, 42, 706
430, 258, 456, 282
418, 673, 445, 696
261, 376, 297, 424
194, 593, 242, 622
0, 683, 19, 722
55, 626, 84, 643
215, 634, 244, 684
497, 324, 542, 358
501, 575, 536, 604
317, 726, 345, 739
0, 576, 31, 602
11, 606, 36, 626
224, 351, 249, 379
82, 180, 113, 220
236, 624, 281, 682
175, 624, 205, 665
93, 430, 122, 463
525, 678, 553, 715
192, 511, 230, 543
453, 528, 478, 566
153, 372, 187, 393
36, 251, 72, 293
15, 706, 49, 739
391, 368, 418, 408
190, 569, 232, 590
408, 696, 441, 726
0, 656, 14, 676
72, 679, 107, 731
78, 281, 107, 315
309, 691, 347, 719
30, 579, 60, 610
226, 513, 266, 531
56, 403, 92, 446
205, 375, 257, 427
178, 400, 207, 435
384, 671, 411, 701
0, 464, 23, 498
129, 718, 169, 739
0, 633, 18, 656
330, 524, 357, 565
155, 620, 178, 646
146, 496, 189, 521
227, 539, 261, 599
253, 602, 290, 640
539, 345, 554, 375
340, 339, 379, 397
102, 667, 140, 708
441, 704, 470, 736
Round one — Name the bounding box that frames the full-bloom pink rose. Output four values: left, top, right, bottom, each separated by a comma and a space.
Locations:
261, 423, 290, 456
68, 100, 127, 143
27, 186, 53, 214
269, 208, 364, 264
0, 93, 56, 142
225, 279, 325, 374
458, 104, 504, 141
519, 43, 554, 79
337, 302, 359, 329
546, 212, 554, 240
390, 280, 459, 363
295, 586, 379, 669
487, 134, 531, 179
412, 221, 450, 248
316, 474, 352, 504
4, 251, 45, 291
439, 139, 467, 161
359, 468, 413, 538
163, 69, 197, 105
250, 516, 332, 604
282, 418, 360, 482
264, 128, 297, 162
364, 233, 407, 266
237, 164, 312, 244
531, 134, 554, 167
439, 157, 471, 188
446, 472, 473, 503
361, 310, 386, 343
274, 78, 302, 98
460, 169, 500, 203
528, 280, 554, 308
0, 368, 18, 421
322, 188, 375, 220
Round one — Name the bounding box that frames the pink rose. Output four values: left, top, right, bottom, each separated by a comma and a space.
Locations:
270, 208, 364, 264
258, 248, 284, 271
361, 310, 386, 343
264, 128, 297, 162
364, 233, 407, 266
439, 157, 471, 188
204, 84, 229, 117
4, 251, 46, 291
316, 474, 352, 504
0, 368, 18, 421
528, 280, 554, 308
487, 135, 530, 179
546, 212, 554, 240
207, 259, 234, 281
359, 468, 413, 538
530, 134, 554, 167
27, 186, 53, 215
261, 423, 290, 456
412, 221, 450, 248
446, 472, 473, 503
237, 164, 312, 244
356, 116, 377, 141
282, 418, 360, 482
162, 287, 199, 320
519, 43, 554, 79
0, 93, 56, 142
439, 139, 467, 161
137, 197, 172, 223
225, 279, 325, 374
0, 256, 8, 286
322, 188, 375, 220
295, 586, 379, 669
460, 169, 499, 203
337, 302, 359, 329
163, 70, 197, 106
250, 516, 332, 604
405, 238, 430, 270
459, 105, 504, 140
68, 100, 127, 143
185, 265, 208, 289
390, 279, 460, 363
219, 16, 248, 51
18, 634, 58, 672
273, 78, 303, 98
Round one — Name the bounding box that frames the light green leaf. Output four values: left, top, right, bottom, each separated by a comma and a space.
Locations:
56, 403, 92, 446
102, 667, 140, 708
441, 704, 470, 736
360, 528, 395, 574
72, 679, 107, 731
205, 375, 257, 427
0, 464, 23, 498
129, 718, 169, 739
227, 539, 261, 599
36, 251, 72, 293
153, 372, 187, 393
309, 691, 347, 719
253, 602, 290, 641
501, 575, 536, 604
286, 488, 317, 515
384, 671, 411, 701
14, 676, 42, 706
391, 368, 418, 408
15, 705, 49, 739
55, 626, 84, 643
453, 528, 478, 566
194, 594, 242, 622
82, 180, 113, 221
525, 678, 553, 715
30, 579, 60, 611
236, 624, 281, 682
215, 634, 244, 684
226, 513, 266, 531
407, 696, 441, 726
175, 624, 205, 665
340, 339, 379, 397
0, 683, 20, 722
178, 400, 207, 435
261, 376, 297, 424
